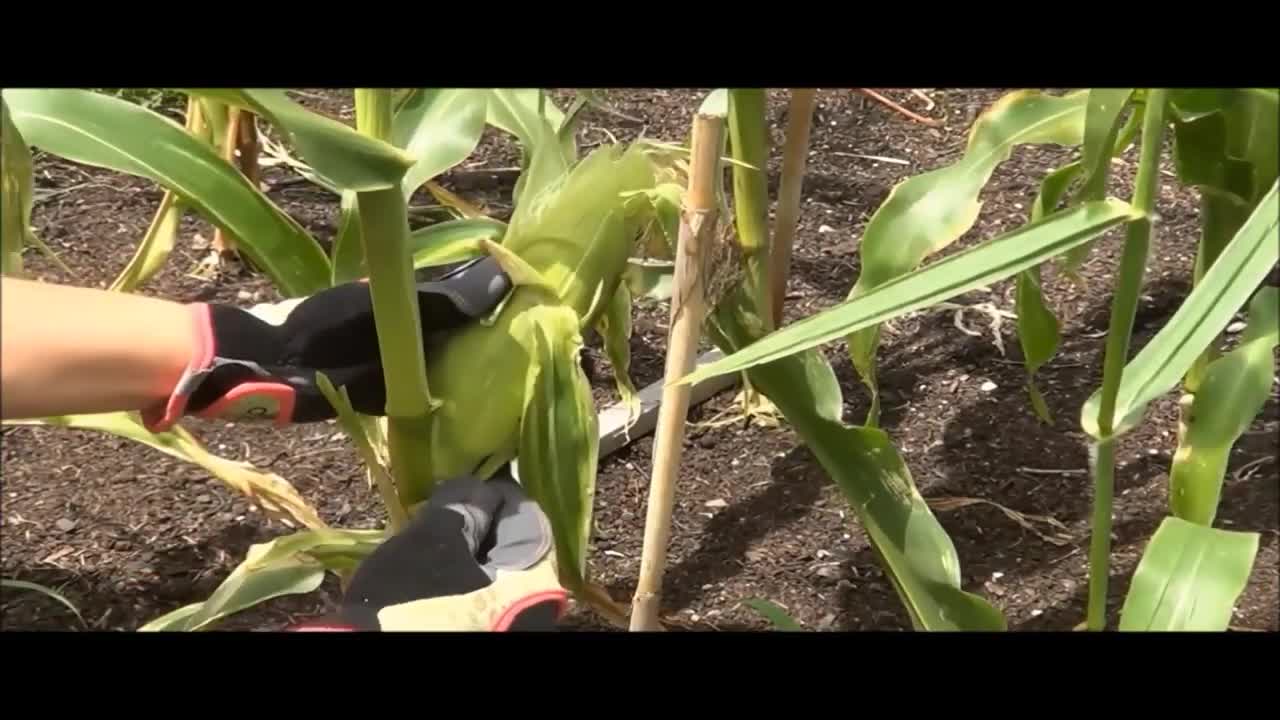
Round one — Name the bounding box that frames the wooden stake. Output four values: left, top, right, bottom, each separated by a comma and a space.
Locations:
628, 111, 725, 631
769, 89, 816, 327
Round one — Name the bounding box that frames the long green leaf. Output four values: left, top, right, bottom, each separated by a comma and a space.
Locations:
138, 527, 384, 631
392, 88, 487, 198
1080, 183, 1280, 437
488, 89, 575, 215
3, 88, 331, 296
330, 189, 364, 284
681, 199, 1141, 386
514, 304, 598, 590
706, 301, 1006, 630
110, 191, 183, 292
1077, 89, 1134, 202
409, 217, 506, 270
1016, 160, 1083, 422
1118, 516, 1259, 631
183, 88, 415, 192
1169, 286, 1279, 525
727, 89, 772, 316
1, 579, 84, 625
846, 89, 1090, 421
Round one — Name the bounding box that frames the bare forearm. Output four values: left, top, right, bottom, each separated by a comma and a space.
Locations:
1, 278, 194, 420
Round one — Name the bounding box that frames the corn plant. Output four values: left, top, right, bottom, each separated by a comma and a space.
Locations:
681, 87, 1278, 630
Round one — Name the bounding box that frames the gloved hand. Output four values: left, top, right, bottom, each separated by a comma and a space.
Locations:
141, 256, 511, 432
290, 468, 568, 632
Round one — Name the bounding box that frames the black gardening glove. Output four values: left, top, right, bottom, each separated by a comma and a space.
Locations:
289, 468, 568, 632
142, 256, 511, 432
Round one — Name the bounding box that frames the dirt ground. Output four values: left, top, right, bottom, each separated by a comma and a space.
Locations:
2, 88, 1276, 632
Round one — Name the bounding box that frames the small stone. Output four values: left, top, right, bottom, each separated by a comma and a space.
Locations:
816, 549, 831, 560
1147, 448, 1160, 456
991, 571, 1004, 580
814, 565, 843, 581
1226, 321, 1247, 333
237, 290, 253, 301
196, 494, 213, 503
702, 583, 715, 590
818, 613, 837, 630
980, 380, 999, 393
704, 498, 728, 509
745, 549, 766, 563
690, 614, 701, 622
818, 224, 836, 234
1030, 608, 1044, 617
55, 518, 77, 533
329, 432, 345, 442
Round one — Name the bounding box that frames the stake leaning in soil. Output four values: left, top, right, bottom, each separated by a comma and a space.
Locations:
628, 110, 725, 631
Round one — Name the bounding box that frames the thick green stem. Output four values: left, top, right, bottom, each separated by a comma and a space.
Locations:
727, 89, 773, 329
1086, 88, 1167, 631
354, 88, 436, 506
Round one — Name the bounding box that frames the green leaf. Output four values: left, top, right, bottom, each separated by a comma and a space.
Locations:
743, 598, 805, 631
1080, 183, 1279, 437
597, 283, 640, 423
705, 304, 1006, 631
1169, 286, 1279, 525
1118, 516, 1259, 631
139, 527, 384, 631
846, 89, 1089, 418
514, 304, 599, 590
487, 89, 575, 212
727, 89, 772, 315
681, 199, 1141, 386
392, 88, 488, 198
183, 88, 415, 192
1077, 89, 1134, 202
3, 88, 331, 297
1172, 107, 1256, 207
110, 191, 183, 292
410, 217, 506, 270
1, 95, 34, 275
1, 579, 84, 625
330, 189, 364, 284
1015, 161, 1082, 422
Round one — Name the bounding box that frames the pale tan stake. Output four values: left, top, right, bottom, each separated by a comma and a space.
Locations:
629, 111, 725, 631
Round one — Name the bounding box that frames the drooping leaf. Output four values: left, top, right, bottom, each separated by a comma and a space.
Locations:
1016, 161, 1083, 422
846, 89, 1090, 420
744, 598, 805, 631
1169, 286, 1279, 525
14, 411, 325, 531
1, 579, 84, 625
392, 88, 488, 198
138, 527, 385, 631
597, 283, 640, 423
3, 88, 331, 296
623, 258, 675, 301
1080, 183, 1279, 438
705, 300, 1006, 631
1118, 516, 1259, 631
681, 199, 1142, 386
409, 217, 506, 270
514, 304, 599, 590
110, 191, 183, 292
182, 88, 415, 192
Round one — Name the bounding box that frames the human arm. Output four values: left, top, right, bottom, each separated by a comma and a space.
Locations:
0, 277, 193, 420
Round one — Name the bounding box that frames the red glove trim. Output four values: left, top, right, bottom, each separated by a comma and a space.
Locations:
141, 303, 216, 433
286, 622, 360, 632
195, 382, 297, 425
490, 590, 570, 631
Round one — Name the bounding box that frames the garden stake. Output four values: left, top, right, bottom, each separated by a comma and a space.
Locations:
769, 89, 816, 327
629, 110, 724, 631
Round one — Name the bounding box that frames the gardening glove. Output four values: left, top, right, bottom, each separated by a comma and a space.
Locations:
141, 255, 512, 432
289, 468, 569, 632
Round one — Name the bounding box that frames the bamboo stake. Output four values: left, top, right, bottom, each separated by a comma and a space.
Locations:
769, 89, 816, 327
629, 110, 725, 631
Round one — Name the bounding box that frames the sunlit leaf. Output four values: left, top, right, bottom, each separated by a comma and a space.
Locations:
681, 200, 1141, 386
846, 89, 1089, 420
110, 191, 183, 292
330, 189, 364, 284
1118, 516, 1258, 631
1077, 89, 1134, 202
1169, 286, 1279, 525
1080, 183, 1279, 438
409, 217, 506, 269
487, 89, 575, 211
392, 88, 487, 198
183, 88, 415, 192
3, 88, 331, 296
138, 527, 384, 631
597, 283, 640, 423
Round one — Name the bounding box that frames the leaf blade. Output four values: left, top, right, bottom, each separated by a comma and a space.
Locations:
393, 88, 488, 198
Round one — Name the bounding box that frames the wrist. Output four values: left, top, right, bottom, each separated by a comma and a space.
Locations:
140, 303, 216, 432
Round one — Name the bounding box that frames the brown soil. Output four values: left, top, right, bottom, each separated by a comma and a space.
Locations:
2, 89, 1276, 632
